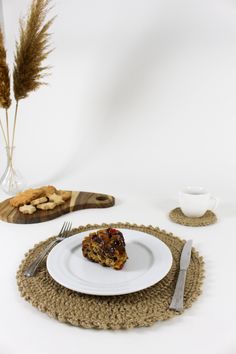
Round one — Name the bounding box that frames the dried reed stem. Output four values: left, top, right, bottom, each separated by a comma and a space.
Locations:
5, 109, 10, 146
10, 101, 19, 159
0, 117, 8, 147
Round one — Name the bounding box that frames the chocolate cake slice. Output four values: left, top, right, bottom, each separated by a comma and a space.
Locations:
82, 228, 128, 270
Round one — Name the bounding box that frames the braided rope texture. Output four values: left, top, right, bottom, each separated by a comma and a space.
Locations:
169, 208, 217, 227
17, 223, 204, 329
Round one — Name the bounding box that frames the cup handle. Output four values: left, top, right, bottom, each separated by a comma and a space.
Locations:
209, 196, 219, 211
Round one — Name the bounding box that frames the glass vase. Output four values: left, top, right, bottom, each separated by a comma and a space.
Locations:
0, 146, 26, 195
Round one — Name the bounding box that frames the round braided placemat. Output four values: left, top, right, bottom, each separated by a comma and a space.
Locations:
169, 208, 217, 227
17, 222, 204, 329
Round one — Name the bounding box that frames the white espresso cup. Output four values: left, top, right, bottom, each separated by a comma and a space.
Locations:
179, 187, 219, 218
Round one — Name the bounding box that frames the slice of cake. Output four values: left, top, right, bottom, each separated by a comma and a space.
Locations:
82, 228, 128, 270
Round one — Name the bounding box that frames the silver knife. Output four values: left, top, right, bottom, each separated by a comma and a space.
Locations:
169, 240, 193, 312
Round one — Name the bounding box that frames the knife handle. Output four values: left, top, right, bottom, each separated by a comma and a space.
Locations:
169, 269, 187, 311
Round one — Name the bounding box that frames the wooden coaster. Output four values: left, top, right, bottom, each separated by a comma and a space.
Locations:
169, 208, 217, 227
17, 222, 204, 330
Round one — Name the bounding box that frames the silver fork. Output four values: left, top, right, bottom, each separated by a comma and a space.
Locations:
24, 221, 72, 277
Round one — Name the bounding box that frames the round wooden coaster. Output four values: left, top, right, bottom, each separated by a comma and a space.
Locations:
17, 222, 204, 329
169, 208, 217, 227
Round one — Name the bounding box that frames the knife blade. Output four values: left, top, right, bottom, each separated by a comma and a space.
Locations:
169, 240, 193, 311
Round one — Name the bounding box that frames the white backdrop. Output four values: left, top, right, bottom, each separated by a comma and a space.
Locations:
2, 0, 236, 200
1, 1, 236, 354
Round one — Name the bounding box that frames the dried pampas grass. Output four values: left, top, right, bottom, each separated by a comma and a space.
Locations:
0, 0, 55, 163
0, 28, 11, 147
0, 29, 11, 109
13, 0, 55, 101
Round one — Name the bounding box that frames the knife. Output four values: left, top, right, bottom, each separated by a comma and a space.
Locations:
169, 240, 193, 312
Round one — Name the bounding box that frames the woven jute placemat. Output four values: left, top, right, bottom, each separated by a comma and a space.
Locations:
169, 208, 217, 227
17, 222, 204, 329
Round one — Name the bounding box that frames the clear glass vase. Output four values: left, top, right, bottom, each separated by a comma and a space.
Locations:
0, 146, 26, 195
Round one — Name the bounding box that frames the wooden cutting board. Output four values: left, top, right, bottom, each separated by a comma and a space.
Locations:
0, 191, 115, 224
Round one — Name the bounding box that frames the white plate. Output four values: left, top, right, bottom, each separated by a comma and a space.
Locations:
47, 229, 173, 296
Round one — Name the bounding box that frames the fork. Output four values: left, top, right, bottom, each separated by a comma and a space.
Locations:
24, 221, 72, 277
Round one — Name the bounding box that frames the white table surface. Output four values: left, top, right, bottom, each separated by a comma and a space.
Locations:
1, 0, 236, 353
